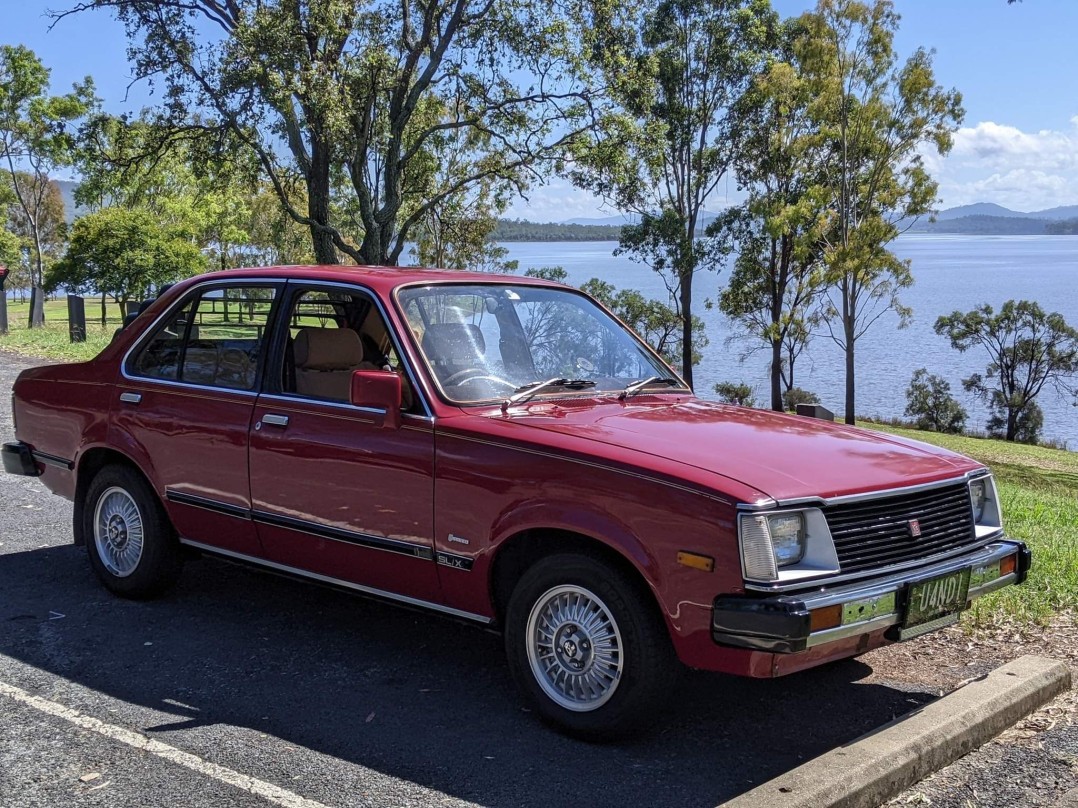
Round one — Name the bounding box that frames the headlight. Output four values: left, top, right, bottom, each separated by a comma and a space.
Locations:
738, 511, 813, 581
970, 480, 987, 522
969, 474, 1003, 536
768, 514, 806, 566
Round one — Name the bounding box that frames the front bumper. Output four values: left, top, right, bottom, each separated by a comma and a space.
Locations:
2, 442, 39, 476
713, 540, 1030, 653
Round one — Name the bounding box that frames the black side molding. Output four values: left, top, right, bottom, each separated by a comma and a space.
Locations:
2, 442, 40, 476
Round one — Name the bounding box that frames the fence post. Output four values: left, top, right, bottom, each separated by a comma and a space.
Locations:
68, 294, 86, 343
0, 265, 8, 335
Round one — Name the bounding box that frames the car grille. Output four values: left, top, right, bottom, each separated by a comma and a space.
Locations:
824, 482, 978, 575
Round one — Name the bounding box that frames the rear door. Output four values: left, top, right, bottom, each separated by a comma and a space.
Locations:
113, 281, 281, 557
247, 283, 442, 603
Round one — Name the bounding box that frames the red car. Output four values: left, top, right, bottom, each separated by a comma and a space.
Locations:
3, 266, 1028, 738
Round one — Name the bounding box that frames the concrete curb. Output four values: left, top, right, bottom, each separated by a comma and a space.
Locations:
720, 655, 1072, 808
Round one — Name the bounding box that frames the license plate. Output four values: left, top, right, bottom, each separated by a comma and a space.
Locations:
904, 568, 971, 628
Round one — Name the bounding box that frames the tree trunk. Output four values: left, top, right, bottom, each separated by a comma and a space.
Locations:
100, 292, 107, 327
770, 339, 783, 412
1006, 408, 1018, 442
679, 270, 693, 389
307, 143, 338, 265
844, 325, 856, 425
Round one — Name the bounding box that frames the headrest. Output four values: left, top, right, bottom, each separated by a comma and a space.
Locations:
294, 328, 364, 370
421, 323, 486, 366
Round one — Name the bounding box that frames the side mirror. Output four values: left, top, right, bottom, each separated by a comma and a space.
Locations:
350, 370, 403, 429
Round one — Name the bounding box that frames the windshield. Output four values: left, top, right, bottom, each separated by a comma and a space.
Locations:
397, 283, 683, 404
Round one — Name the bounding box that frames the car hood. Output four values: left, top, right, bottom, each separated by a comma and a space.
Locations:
496, 397, 980, 503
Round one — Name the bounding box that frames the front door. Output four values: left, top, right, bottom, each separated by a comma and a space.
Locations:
247, 284, 441, 603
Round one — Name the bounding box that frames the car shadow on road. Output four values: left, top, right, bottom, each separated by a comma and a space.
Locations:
0, 544, 936, 808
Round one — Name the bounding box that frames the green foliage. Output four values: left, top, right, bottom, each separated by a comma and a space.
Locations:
0, 45, 96, 307
523, 266, 569, 284
935, 300, 1078, 443
719, 20, 835, 412
79, 0, 596, 266
782, 386, 819, 411
903, 368, 966, 434
47, 207, 206, 308
713, 381, 756, 407
569, 0, 778, 387
492, 219, 623, 242
798, 0, 963, 425
580, 277, 707, 369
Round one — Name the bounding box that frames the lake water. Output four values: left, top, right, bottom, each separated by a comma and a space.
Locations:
497, 235, 1078, 447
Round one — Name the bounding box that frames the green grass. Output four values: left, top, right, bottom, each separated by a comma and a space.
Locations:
861, 422, 1078, 627
1, 298, 121, 361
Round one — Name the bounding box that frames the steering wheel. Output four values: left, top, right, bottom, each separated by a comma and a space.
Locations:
443, 368, 516, 393
444, 367, 495, 386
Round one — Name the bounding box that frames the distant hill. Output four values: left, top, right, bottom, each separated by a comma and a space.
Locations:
934, 203, 1026, 220
1029, 205, 1078, 220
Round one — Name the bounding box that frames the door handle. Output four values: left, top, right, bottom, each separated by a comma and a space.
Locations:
260, 414, 290, 428
119, 392, 142, 405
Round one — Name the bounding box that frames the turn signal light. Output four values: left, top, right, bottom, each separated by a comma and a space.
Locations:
809, 604, 842, 632
1000, 554, 1017, 577
676, 551, 714, 572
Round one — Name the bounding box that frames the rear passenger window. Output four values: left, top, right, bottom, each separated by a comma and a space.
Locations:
131, 285, 277, 391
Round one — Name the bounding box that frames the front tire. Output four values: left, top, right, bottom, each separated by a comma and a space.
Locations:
504, 553, 679, 740
83, 465, 183, 599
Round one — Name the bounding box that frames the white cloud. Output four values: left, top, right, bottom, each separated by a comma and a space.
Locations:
935, 118, 1078, 211
950, 120, 1078, 171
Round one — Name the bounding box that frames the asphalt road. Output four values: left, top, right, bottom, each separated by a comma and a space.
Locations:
0, 350, 939, 808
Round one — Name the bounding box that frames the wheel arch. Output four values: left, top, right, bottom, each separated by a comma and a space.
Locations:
73, 447, 158, 546
488, 528, 668, 633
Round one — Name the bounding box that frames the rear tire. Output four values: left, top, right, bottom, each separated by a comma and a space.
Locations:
83, 464, 183, 599
504, 553, 679, 741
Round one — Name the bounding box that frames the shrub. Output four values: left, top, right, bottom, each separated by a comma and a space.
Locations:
988, 398, 1043, 445
714, 381, 756, 407
904, 368, 967, 434
783, 387, 819, 412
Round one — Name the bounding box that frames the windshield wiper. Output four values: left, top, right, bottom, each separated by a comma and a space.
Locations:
619, 376, 680, 400
503, 378, 597, 409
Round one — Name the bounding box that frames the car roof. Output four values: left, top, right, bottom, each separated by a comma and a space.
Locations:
186, 265, 570, 295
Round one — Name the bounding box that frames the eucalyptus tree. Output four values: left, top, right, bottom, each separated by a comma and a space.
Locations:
719, 21, 829, 412
56, 0, 596, 267
0, 45, 96, 325
799, 0, 963, 423
935, 301, 1078, 443
568, 0, 777, 387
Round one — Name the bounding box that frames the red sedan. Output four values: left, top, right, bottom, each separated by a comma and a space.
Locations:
3, 265, 1028, 739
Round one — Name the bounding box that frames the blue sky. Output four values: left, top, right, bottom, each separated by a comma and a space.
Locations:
7, 0, 1078, 220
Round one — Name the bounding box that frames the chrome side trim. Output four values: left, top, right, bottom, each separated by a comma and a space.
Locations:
805, 614, 899, 648
30, 450, 74, 470
251, 509, 435, 561
166, 490, 250, 520
178, 539, 492, 624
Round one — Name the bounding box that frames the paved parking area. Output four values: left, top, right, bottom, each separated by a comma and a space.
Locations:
0, 351, 942, 808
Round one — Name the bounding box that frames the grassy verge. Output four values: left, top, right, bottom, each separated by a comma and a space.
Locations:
860, 422, 1078, 628
1, 298, 120, 361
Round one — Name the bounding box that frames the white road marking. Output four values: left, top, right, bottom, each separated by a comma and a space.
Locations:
0, 680, 330, 808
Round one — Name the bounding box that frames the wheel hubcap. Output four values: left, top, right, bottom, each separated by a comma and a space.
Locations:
526, 585, 624, 712
93, 487, 144, 578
